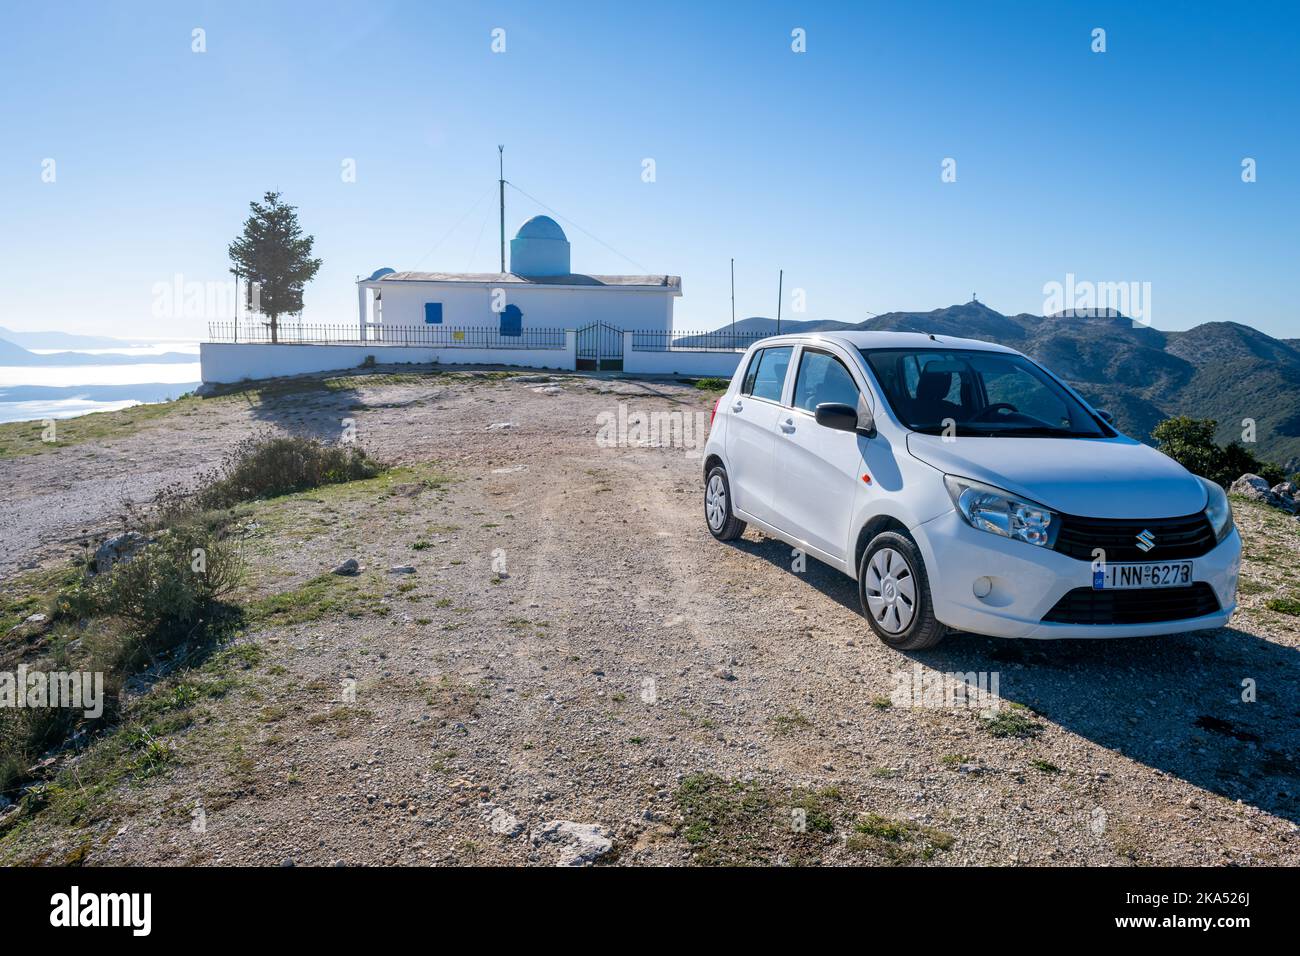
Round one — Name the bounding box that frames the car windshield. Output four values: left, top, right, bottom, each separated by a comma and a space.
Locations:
859, 347, 1108, 438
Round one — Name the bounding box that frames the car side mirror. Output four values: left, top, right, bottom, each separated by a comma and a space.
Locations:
815, 402, 875, 437
1097, 409, 1115, 424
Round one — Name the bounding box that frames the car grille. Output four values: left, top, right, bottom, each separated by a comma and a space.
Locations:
1052, 513, 1217, 562
1041, 583, 1221, 625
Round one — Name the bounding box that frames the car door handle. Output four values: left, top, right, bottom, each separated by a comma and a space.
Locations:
780, 417, 796, 433
732, 401, 743, 412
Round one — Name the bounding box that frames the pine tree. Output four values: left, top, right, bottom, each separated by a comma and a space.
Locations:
227, 191, 322, 343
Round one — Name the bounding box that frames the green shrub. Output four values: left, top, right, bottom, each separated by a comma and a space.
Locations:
693, 378, 729, 392
60, 522, 240, 638
1151, 416, 1285, 487
1266, 595, 1300, 616
191, 435, 383, 510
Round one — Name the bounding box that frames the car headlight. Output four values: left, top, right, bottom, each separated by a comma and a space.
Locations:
1198, 476, 1234, 542
943, 475, 1058, 548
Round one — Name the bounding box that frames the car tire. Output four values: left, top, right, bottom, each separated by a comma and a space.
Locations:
858, 530, 947, 650
704, 465, 747, 542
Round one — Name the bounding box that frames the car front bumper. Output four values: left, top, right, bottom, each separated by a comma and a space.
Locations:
911, 509, 1240, 640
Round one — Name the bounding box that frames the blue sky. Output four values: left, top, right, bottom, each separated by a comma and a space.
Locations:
1, 0, 1296, 340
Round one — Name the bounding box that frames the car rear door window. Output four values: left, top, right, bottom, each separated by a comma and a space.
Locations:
793, 349, 859, 411
744, 346, 793, 403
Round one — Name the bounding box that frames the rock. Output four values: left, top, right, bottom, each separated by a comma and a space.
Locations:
487, 422, 516, 430
23, 613, 47, 625
531, 820, 612, 866
485, 807, 524, 837
1270, 482, 1300, 512
531, 386, 564, 396
94, 531, 148, 574
1229, 474, 1282, 507
388, 565, 416, 574
332, 559, 361, 576
712, 667, 736, 682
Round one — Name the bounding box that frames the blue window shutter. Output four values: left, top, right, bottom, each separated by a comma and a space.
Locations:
424, 302, 443, 324
500, 304, 522, 337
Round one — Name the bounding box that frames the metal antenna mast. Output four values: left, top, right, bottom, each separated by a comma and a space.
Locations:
730, 257, 736, 347
498, 145, 506, 273
777, 269, 783, 335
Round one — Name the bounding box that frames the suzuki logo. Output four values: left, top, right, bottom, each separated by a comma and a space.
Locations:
1136, 529, 1156, 552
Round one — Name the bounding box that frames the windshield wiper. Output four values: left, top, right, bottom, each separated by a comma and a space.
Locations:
983, 426, 1098, 438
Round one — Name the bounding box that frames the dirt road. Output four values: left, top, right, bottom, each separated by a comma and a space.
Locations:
2, 367, 1298, 865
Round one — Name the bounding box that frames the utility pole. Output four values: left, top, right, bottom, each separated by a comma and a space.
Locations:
777, 269, 783, 335
730, 257, 736, 348
498, 145, 506, 274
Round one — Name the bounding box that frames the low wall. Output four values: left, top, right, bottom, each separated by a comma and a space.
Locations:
200, 337, 576, 384
621, 335, 745, 378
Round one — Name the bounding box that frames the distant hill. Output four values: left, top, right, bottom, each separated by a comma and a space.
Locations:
713, 316, 855, 336
0, 338, 196, 367
0, 326, 139, 349
709, 302, 1300, 470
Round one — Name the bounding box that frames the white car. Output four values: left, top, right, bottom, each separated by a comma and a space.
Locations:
701, 331, 1240, 650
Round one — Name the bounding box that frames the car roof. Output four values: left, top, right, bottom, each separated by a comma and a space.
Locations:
749, 330, 1021, 355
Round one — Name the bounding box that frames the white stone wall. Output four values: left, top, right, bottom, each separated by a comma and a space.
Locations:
621, 332, 745, 378
200, 338, 576, 385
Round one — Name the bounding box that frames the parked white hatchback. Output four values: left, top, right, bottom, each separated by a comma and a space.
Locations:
702, 331, 1240, 649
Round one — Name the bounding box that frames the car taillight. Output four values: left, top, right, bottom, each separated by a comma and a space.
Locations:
710, 396, 723, 428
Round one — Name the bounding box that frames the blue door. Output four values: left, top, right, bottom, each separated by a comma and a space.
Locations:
500, 304, 522, 337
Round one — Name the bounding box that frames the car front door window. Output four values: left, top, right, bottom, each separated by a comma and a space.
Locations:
794, 349, 860, 411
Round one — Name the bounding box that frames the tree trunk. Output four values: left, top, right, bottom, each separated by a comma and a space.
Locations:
269, 313, 279, 344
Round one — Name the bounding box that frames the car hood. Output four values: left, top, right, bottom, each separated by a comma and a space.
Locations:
905, 433, 1207, 519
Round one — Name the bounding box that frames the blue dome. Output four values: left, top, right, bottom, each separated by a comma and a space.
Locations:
367, 267, 396, 281
514, 215, 567, 242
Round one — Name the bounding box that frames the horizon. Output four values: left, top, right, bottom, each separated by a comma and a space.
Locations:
5, 299, 1296, 347
2, 0, 1297, 340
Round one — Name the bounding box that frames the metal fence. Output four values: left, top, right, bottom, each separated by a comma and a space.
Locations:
207, 321, 568, 350
629, 329, 770, 352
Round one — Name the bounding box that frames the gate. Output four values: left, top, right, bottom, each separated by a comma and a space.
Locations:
575, 321, 624, 371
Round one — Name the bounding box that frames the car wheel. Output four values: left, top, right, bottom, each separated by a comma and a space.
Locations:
858, 530, 946, 650
705, 466, 747, 541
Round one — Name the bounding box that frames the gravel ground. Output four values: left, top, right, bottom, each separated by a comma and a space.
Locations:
2, 366, 1298, 866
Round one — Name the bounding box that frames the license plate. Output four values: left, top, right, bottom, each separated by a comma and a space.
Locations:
1093, 561, 1193, 590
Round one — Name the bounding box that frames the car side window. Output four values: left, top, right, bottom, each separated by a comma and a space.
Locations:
741, 349, 763, 395
793, 349, 860, 412
743, 346, 793, 402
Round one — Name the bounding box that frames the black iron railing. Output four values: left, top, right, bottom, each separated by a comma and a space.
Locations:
207, 322, 568, 350
629, 329, 769, 352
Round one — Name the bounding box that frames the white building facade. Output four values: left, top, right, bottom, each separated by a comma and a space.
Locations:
356, 216, 681, 349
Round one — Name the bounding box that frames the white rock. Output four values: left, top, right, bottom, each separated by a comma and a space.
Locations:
531, 820, 613, 866
487, 422, 516, 430
486, 807, 524, 837
94, 531, 148, 574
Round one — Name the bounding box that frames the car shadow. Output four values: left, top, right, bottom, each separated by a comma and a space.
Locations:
728, 531, 1300, 825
